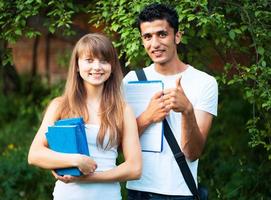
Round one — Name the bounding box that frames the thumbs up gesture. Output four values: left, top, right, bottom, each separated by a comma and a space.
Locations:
163, 76, 191, 113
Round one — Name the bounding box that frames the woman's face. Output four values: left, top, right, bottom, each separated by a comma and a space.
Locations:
78, 55, 112, 87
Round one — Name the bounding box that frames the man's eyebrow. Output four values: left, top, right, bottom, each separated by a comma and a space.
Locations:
157, 30, 168, 34
142, 30, 166, 35
141, 32, 151, 37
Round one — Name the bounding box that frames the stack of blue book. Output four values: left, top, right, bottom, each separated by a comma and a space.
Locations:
46, 117, 90, 176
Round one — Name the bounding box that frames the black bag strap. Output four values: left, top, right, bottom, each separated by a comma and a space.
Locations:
135, 69, 147, 81
163, 120, 200, 200
135, 69, 200, 200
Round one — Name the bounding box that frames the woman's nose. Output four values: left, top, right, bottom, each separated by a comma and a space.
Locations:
91, 60, 102, 69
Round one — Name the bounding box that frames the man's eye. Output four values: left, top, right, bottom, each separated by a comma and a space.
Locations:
159, 32, 167, 38
143, 35, 151, 40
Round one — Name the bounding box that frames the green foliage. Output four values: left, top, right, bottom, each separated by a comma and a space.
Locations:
0, 0, 85, 67
0, 147, 54, 200
0, 0, 43, 43
199, 85, 271, 199
212, 0, 271, 158
45, 0, 84, 35
0, 0, 83, 43
0, 77, 63, 200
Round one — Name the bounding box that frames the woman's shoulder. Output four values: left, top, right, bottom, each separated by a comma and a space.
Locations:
48, 96, 64, 109
44, 96, 65, 119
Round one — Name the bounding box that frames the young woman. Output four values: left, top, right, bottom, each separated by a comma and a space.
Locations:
28, 33, 142, 200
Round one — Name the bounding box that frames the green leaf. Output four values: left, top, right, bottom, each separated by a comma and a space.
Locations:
187, 15, 196, 22
229, 30, 235, 40
48, 26, 55, 33
15, 29, 22, 36
181, 36, 188, 44
257, 47, 265, 55
234, 29, 242, 34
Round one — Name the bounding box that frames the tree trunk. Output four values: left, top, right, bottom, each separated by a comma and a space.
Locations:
0, 40, 21, 94
31, 35, 40, 78
45, 33, 51, 85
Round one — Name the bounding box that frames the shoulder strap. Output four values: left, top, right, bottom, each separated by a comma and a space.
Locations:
135, 69, 200, 200
163, 120, 200, 199
135, 69, 147, 81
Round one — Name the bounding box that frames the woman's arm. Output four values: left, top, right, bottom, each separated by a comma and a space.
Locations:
28, 97, 97, 175
56, 104, 142, 183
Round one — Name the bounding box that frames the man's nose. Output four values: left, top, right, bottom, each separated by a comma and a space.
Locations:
151, 36, 160, 48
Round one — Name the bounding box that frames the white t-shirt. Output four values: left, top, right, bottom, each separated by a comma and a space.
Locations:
52, 124, 121, 200
123, 64, 218, 196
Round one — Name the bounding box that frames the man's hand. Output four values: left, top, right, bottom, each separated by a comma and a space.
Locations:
163, 76, 192, 114
143, 90, 169, 123
136, 90, 170, 134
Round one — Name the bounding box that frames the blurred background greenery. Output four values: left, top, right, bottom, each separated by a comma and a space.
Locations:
0, 0, 270, 199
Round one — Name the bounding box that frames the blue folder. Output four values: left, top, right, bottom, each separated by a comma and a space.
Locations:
46, 117, 90, 176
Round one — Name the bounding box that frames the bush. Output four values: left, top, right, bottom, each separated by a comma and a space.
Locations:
0, 147, 54, 200
0, 77, 63, 200
199, 85, 271, 200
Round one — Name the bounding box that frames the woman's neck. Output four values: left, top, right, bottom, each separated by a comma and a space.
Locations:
84, 82, 103, 99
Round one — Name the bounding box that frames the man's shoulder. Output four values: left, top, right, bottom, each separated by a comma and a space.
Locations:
187, 65, 217, 84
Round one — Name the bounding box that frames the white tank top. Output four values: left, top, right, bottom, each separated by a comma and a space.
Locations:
53, 124, 121, 200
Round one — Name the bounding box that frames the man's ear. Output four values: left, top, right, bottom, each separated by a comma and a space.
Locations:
175, 31, 182, 45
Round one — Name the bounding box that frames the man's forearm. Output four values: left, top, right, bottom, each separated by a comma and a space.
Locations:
136, 112, 152, 136
181, 106, 205, 161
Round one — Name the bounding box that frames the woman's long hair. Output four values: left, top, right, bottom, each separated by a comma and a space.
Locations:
56, 33, 124, 149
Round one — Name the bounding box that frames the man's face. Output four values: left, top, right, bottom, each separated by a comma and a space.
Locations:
140, 19, 180, 65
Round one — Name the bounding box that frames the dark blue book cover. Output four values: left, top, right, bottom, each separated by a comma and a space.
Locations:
46, 117, 90, 176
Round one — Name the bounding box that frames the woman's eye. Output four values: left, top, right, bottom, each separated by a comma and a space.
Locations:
85, 59, 93, 63
100, 60, 108, 64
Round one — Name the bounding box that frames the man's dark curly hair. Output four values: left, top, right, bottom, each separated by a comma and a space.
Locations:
136, 3, 179, 34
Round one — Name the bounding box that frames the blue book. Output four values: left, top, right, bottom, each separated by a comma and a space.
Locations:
46, 117, 90, 176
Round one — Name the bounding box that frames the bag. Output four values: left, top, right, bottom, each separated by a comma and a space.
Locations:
198, 184, 208, 200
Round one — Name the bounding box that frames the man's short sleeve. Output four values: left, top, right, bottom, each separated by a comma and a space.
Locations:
194, 77, 218, 116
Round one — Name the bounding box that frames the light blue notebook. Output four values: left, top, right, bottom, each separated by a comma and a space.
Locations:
124, 81, 164, 153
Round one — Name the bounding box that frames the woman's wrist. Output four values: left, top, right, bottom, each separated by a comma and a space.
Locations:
71, 154, 81, 167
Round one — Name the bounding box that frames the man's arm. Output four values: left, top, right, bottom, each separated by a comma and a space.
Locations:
181, 107, 213, 160
163, 77, 215, 160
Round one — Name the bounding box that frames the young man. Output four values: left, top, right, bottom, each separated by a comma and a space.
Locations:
123, 3, 218, 200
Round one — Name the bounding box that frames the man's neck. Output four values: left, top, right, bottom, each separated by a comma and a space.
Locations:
154, 59, 188, 75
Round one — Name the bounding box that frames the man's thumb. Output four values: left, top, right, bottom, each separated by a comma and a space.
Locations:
176, 76, 182, 88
